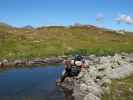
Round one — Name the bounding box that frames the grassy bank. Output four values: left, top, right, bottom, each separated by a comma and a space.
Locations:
102, 76, 133, 100
0, 25, 133, 60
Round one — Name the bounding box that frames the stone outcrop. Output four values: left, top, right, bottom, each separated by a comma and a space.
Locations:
61, 53, 133, 100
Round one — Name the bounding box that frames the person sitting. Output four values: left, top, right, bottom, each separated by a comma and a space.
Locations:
60, 54, 86, 83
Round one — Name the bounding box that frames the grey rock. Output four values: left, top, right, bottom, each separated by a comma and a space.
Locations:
3, 59, 8, 63
84, 93, 101, 100
61, 53, 133, 100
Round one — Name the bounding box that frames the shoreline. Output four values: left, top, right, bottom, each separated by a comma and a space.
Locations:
0, 52, 132, 68
0, 56, 67, 68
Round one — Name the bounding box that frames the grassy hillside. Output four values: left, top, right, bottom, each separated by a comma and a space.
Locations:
0, 25, 133, 60
102, 76, 133, 100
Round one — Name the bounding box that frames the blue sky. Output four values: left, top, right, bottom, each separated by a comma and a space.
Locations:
0, 0, 133, 31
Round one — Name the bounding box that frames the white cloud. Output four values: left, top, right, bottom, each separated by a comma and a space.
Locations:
115, 14, 133, 25
96, 13, 104, 22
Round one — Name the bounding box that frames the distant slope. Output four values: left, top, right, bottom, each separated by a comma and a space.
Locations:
0, 25, 133, 59
0, 22, 13, 29
22, 25, 34, 29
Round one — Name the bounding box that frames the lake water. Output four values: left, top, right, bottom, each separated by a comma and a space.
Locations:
0, 65, 74, 100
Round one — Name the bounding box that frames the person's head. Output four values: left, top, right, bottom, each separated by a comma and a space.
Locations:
74, 54, 83, 61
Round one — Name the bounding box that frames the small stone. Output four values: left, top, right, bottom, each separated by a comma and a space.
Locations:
80, 83, 88, 91
3, 59, 8, 63
103, 86, 110, 94
103, 78, 111, 84
129, 88, 133, 93
84, 93, 100, 100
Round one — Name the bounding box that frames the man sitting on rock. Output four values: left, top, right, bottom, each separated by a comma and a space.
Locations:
59, 54, 87, 83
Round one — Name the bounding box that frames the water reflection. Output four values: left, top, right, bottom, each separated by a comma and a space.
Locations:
0, 65, 74, 100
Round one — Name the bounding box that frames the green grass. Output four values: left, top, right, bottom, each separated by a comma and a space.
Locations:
65, 47, 133, 56
102, 76, 133, 100
0, 26, 133, 60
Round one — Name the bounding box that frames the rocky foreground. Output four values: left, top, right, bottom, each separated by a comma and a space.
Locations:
61, 53, 133, 100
